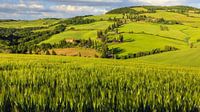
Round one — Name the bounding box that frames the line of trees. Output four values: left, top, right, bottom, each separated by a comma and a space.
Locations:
106, 7, 156, 14
59, 16, 96, 25
97, 21, 124, 43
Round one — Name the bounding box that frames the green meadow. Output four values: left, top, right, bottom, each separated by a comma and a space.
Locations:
140, 48, 200, 67
41, 30, 97, 44
109, 33, 187, 55
41, 21, 113, 44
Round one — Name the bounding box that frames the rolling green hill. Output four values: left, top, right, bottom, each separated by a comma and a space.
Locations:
41, 21, 113, 44
139, 48, 200, 66
109, 33, 187, 55
1, 5, 200, 59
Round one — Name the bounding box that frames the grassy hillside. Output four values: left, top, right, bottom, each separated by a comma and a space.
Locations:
1, 5, 200, 58
84, 14, 123, 20
142, 10, 200, 22
0, 19, 61, 28
119, 22, 188, 41
41, 30, 97, 44
41, 21, 113, 44
69, 21, 113, 30
139, 48, 200, 66
109, 33, 187, 55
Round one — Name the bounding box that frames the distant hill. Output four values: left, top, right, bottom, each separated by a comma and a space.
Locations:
107, 5, 200, 14
1, 5, 200, 59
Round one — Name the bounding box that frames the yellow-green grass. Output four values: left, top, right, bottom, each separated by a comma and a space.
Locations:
41, 30, 97, 44
119, 22, 188, 40
142, 10, 200, 22
84, 14, 123, 20
139, 48, 200, 67
41, 21, 114, 44
188, 13, 200, 18
109, 33, 187, 55
33, 24, 60, 32
69, 21, 113, 30
181, 28, 200, 42
0, 19, 60, 28
132, 7, 148, 12
1, 53, 200, 68
184, 21, 200, 28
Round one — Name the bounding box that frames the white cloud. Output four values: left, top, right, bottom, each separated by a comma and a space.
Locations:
29, 4, 44, 9
129, 0, 187, 5
0, 2, 44, 10
69, 0, 122, 2
51, 5, 107, 14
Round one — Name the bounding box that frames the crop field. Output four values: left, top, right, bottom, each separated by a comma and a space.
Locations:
109, 33, 187, 55
0, 19, 61, 28
0, 54, 200, 111
49, 48, 99, 57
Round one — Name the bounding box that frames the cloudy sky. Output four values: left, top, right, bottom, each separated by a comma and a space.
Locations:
0, 0, 200, 20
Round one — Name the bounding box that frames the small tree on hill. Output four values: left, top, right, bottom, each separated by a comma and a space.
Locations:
119, 35, 124, 43
52, 50, 57, 55
101, 43, 109, 58
46, 50, 51, 55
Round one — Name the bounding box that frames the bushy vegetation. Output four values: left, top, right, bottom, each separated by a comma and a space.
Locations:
143, 6, 200, 14
106, 7, 139, 14
106, 6, 156, 14
0, 24, 66, 53
59, 16, 96, 25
